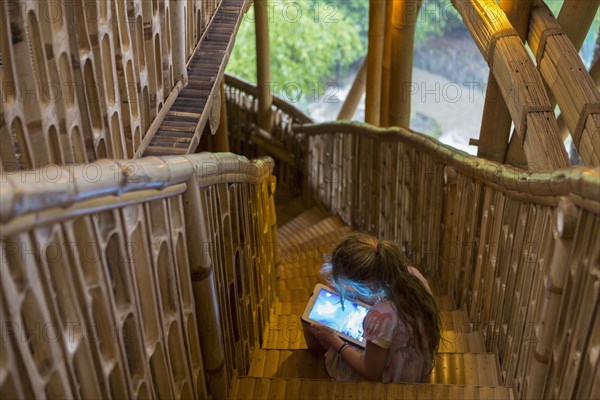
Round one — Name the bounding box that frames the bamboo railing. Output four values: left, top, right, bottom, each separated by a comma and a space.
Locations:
0, 0, 221, 171
224, 73, 313, 195
294, 121, 599, 400
0, 153, 277, 399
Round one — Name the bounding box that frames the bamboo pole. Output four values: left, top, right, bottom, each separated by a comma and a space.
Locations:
337, 58, 367, 120
379, 0, 394, 126
214, 81, 230, 152
388, 0, 421, 128
477, 0, 533, 163
171, 0, 188, 84
557, 0, 600, 51
254, 0, 273, 132
365, 0, 386, 125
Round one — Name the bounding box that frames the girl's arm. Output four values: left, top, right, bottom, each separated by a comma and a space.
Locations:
308, 323, 388, 381
339, 340, 387, 380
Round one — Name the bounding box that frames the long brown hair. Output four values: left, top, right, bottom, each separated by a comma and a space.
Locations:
323, 233, 441, 366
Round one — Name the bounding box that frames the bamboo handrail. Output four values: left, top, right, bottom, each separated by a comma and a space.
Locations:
295, 122, 600, 205
0, 153, 274, 224
451, 0, 569, 170
526, 1, 600, 166
225, 74, 313, 124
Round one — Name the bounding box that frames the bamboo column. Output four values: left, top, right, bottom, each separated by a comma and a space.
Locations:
214, 81, 230, 152
337, 59, 367, 120
365, 0, 386, 125
477, 0, 533, 163
254, 0, 273, 132
171, 0, 188, 84
379, 0, 394, 126
183, 177, 229, 399
388, 0, 421, 128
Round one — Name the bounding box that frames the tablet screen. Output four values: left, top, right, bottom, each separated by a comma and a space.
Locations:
307, 287, 369, 343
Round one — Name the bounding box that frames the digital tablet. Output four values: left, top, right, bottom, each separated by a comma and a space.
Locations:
301, 283, 370, 348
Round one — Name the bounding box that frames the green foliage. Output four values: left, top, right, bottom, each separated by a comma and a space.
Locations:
415, 0, 463, 43
226, 1, 363, 105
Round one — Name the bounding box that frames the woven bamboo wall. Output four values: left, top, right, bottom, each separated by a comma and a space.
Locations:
0, 154, 277, 399
292, 121, 599, 400
0, 0, 220, 170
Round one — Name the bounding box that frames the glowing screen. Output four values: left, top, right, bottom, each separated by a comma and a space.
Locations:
307, 288, 369, 342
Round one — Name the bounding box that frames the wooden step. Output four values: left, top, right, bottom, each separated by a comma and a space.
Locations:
277, 207, 329, 244
231, 377, 515, 400
278, 227, 353, 266
271, 302, 472, 331
283, 215, 345, 246
276, 290, 458, 312
248, 350, 502, 386
262, 315, 484, 353
275, 196, 308, 227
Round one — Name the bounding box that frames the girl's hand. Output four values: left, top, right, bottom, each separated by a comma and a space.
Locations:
307, 323, 344, 350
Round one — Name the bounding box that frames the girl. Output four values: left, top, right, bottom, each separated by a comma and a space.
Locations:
305, 233, 441, 383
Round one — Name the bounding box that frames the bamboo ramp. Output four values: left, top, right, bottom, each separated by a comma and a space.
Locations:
231, 199, 515, 399
141, 0, 247, 156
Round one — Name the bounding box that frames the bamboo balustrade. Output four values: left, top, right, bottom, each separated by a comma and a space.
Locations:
0, 153, 278, 399
224, 73, 313, 196
526, 1, 600, 166
293, 121, 599, 400
452, 0, 569, 170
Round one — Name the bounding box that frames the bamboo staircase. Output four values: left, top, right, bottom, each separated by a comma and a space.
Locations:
230, 199, 515, 399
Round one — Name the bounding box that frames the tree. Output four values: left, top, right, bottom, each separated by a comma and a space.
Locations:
226, 1, 363, 106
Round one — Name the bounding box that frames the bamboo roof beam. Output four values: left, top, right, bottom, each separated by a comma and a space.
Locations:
556, 0, 600, 51
557, 44, 600, 143
388, 0, 422, 128
506, 0, 600, 164
477, 0, 533, 163
379, 0, 394, 126
255, 0, 273, 132
451, 0, 569, 170
526, 2, 600, 166
337, 58, 367, 120
365, 0, 386, 125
